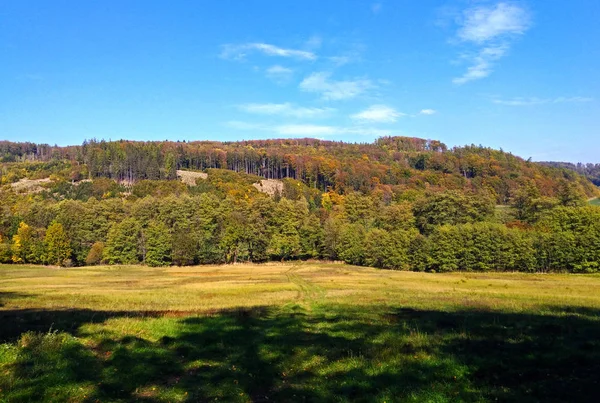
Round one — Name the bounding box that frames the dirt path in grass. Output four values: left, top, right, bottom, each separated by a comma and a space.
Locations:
285, 264, 326, 303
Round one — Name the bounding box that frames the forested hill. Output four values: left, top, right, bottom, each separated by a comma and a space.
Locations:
2, 136, 600, 273
538, 161, 600, 187
1, 137, 597, 204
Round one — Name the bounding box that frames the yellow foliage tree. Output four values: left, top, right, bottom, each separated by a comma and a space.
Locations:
45, 222, 72, 266
12, 222, 34, 263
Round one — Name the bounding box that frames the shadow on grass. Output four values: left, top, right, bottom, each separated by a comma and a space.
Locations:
1, 305, 599, 402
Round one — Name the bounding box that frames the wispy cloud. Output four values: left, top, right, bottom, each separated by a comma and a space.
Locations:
457, 3, 530, 43
351, 105, 404, 123
328, 56, 352, 66
238, 103, 334, 118
452, 3, 530, 84
275, 124, 394, 137
265, 65, 293, 84
221, 42, 317, 61
453, 44, 508, 84
492, 96, 594, 106
226, 121, 396, 137
299, 72, 374, 100
419, 109, 437, 115
305, 35, 322, 50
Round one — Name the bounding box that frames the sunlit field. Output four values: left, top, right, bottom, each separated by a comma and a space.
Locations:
2, 263, 600, 402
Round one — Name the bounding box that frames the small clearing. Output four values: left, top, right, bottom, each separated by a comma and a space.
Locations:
177, 170, 208, 186
10, 178, 52, 193
253, 179, 283, 196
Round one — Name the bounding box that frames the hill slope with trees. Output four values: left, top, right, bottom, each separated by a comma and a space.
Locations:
1, 136, 599, 272
539, 161, 600, 187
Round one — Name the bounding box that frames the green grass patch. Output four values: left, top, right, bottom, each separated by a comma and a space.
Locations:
1, 264, 600, 402
589, 197, 600, 206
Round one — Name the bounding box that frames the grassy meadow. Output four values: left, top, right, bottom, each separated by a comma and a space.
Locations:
1, 263, 600, 402
589, 197, 600, 206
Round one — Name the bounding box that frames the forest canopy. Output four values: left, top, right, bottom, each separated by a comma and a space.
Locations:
0, 136, 598, 272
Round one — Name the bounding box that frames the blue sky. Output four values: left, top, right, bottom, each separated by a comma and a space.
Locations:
1, 0, 599, 162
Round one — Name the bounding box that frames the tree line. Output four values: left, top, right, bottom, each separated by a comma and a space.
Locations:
539, 161, 600, 186
1, 137, 597, 204
1, 170, 599, 272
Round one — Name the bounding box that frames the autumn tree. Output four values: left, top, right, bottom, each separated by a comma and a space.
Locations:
45, 222, 71, 266
11, 222, 42, 264
86, 241, 105, 265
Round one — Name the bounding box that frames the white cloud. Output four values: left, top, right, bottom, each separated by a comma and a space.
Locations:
221, 43, 316, 61
300, 72, 374, 100
328, 56, 352, 66
226, 121, 396, 137
266, 65, 292, 74
265, 65, 293, 83
351, 105, 404, 123
458, 3, 530, 43
276, 124, 394, 137
452, 3, 530, 84
419, 109, 437, 115
238, 103, 334, 118
492, 96, 594, 106
453, 44, 508, 84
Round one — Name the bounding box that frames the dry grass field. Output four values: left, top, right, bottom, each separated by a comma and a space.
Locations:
1, 263, 600, 402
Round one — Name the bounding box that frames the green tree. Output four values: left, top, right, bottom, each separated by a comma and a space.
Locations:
343, 192, 376, 226
299, 214, 323, 259
337, 223, 366, 266
377, 202, 416, 231
0, 235, 11, 263
414, 191, 494, 234
103, 218, 142, 264
557, 179, 586, 207
321, 217, 342, 260
385, 229, 418, 270
427, 225, 461, 272
267, 198, 305, 261
172, 227, 197, 266
144, 221, 172, 267
45, 222, 71, 266
363, 228, 391, 268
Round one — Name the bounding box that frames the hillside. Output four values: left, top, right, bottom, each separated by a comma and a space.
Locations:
539, 161, 600, 186
1, 137, 597, 203
1, 136, 599, 272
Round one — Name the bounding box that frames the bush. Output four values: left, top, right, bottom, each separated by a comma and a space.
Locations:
85, 242, 105, 265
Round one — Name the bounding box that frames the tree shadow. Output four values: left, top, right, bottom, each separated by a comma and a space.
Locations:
1, 305, 599, 402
